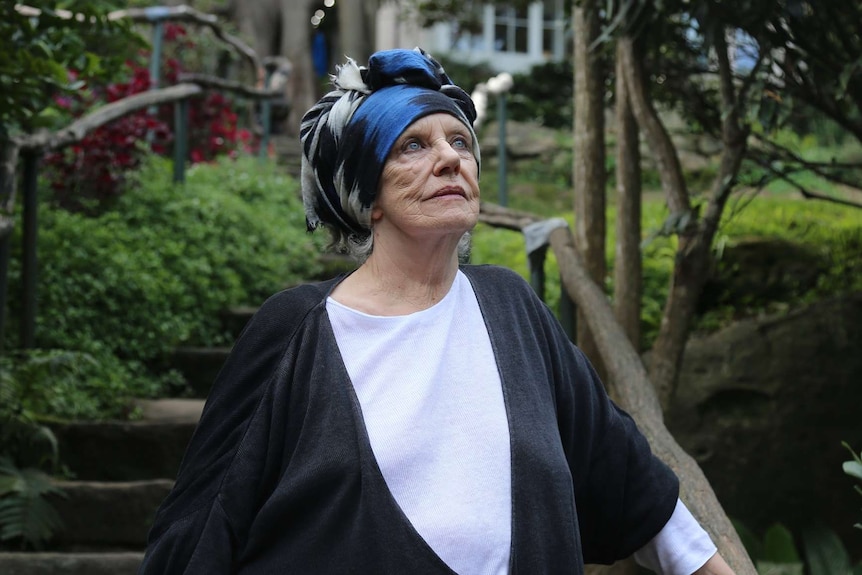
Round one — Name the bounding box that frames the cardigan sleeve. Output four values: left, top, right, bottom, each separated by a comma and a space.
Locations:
540, 298, 680, 564
139, 283, 329, 573
557, 330, 679, 563
461, 264, 680, 565
138, 497, 237, 573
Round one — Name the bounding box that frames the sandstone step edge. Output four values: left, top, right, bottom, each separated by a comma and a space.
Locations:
52, 418, 198, 481
0, 551, 143, 575
50, 479, 173, 549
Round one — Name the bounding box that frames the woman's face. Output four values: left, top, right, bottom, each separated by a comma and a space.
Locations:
371, 113, 480, 246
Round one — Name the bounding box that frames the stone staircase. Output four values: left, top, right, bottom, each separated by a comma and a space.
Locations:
0, 251, 355, 573
0, 398, 202, 574
271, 134, 303, 178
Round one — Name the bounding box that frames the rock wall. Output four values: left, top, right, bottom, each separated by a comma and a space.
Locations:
668, 293, 862, 560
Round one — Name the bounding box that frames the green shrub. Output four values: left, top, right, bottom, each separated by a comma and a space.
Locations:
0, 362, 66, 551
507, 60, 574, 128
434, 55, 496, 98
4, 155, 324, 412
733, 520, 862, 575
0, 348, 152, 422
699, 196, 862, 329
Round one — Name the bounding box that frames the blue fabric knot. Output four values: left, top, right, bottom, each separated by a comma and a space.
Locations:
365, 49, 451, 92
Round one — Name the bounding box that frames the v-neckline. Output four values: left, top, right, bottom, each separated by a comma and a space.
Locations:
320, 272, 516, 574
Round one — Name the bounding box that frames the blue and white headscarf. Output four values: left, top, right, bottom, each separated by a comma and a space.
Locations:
300, 48, 480, 239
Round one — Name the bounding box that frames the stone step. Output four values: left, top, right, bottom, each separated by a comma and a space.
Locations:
221, 305, 258, 339
169, 257, 356, 395
49, 479, 172, 549
169, 345, 232, 397
51, 400, 203, 481
0, 552, 143, 575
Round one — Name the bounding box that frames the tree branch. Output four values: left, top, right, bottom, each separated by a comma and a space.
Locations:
619, 37, 691, 215
478, 201, 541, 230
177, 73, 283, 100
14, 3, 262, 77
112, 5, 261, 77
646, 28, 749, 410
751, 133, 862, 193
747, 154, 862, 210
15, 84, 202, 153
13, 79, 282, 154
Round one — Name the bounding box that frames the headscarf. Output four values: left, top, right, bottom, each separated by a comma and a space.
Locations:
299, 48, 480, 238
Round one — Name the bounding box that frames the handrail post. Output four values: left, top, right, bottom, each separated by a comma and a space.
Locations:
559, 278, 575, 342
149, 20, 165, 91
173, 98, 189, 183
21, 150, 39, 349
0, 135, 14, 354
497, 92, 508, 206
145, 8, 169, 141
0, 236, 9, 353
528, 244, 548, 301
523, 218, 574, 341
259, 60, 276, 161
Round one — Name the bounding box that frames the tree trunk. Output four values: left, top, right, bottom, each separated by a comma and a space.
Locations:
617, 35, 698, 409
572, 1, 607, 379
650, 29, 750, 402
339, 0, 377, 64
280, 0, 316, 135
618, 31, 749, 410
612, 40, 642, 356
617, 37, 689, 215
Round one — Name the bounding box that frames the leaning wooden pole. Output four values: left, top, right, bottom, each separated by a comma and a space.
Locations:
479, 203, 756, 575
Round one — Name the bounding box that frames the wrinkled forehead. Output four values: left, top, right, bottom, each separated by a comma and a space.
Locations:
396, 112, 475, 140
342, 85, 471, 167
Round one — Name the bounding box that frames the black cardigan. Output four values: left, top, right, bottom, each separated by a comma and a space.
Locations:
140, 264, 678, 574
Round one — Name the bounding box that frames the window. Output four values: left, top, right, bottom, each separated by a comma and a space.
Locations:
494, 5, 529, 53
449, 2, 485, 52
542, 0, 566, 59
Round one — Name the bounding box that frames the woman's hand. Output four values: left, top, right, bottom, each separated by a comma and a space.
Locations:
692, 552, 735, 575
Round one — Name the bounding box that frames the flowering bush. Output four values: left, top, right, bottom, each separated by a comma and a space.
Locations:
45, 66, 171, 212
44, 24, 252, 212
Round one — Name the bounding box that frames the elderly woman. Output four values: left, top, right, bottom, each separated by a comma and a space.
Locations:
140, 49, 733, 575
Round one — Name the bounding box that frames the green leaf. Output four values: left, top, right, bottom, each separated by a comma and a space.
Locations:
802, 526, 851, 575
0, 458, 65, 549
762, 523, 800, 563
756, 561, 804, 575
733, 519, 763, 560
844, 460, 862, 481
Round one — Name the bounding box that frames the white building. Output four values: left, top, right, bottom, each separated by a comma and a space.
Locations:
375, 0, 568, 74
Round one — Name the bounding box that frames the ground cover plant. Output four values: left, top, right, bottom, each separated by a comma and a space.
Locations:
470, 134, 862, 350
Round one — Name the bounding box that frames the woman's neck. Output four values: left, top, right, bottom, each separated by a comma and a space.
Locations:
331, 241, 460, 316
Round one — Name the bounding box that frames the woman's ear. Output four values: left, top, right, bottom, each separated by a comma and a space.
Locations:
371, 204, 383, 223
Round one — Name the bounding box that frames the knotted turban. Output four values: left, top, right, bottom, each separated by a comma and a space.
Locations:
300, 48, 480, 238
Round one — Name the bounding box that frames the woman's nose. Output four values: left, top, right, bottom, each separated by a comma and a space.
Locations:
433, 141, 462, 175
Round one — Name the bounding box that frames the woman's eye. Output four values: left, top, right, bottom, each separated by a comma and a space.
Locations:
405, 140, 421, 151
452, 136, 469, 150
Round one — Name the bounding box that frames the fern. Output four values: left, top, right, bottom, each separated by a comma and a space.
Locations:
0, 457, 66, 550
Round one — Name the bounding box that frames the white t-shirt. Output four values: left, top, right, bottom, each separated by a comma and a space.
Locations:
327, 270, 715, 574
